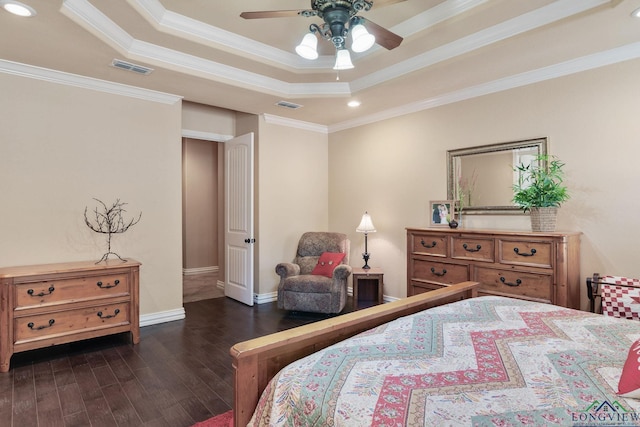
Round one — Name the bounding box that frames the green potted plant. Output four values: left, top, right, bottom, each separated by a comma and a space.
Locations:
512, 154, 569, 232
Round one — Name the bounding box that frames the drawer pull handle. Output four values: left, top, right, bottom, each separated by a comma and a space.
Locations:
97, 309, 120, 319
463, 243, 482, 252
27, 319, 55, 330
97, 279, 120, 289
430, 267, 447, 277
27, 286, 55, 297
420, 240, 437, 249
514, 247, 536, 257
500, 277, 522, 287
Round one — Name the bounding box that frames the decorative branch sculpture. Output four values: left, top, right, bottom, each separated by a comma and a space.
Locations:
84, 198, 142, 263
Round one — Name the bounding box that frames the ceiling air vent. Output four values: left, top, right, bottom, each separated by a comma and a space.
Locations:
276, 100, 303, 109
111, 59, 154, 75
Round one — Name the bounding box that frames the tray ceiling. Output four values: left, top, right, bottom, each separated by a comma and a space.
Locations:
1, 0, 638, 130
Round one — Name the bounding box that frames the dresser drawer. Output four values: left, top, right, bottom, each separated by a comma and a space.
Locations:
451, 237, 494, 262
410, 233, 448, 257
499, 240, 552, 268
14, 302, 131, 344
412, 259, 469, 285
475, 267, 553, 303
15, 273, 129, 309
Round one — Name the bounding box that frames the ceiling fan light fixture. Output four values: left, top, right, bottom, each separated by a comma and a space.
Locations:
295, 32, 319, 60
350, 23, 375, 53
333, 49, 354, 70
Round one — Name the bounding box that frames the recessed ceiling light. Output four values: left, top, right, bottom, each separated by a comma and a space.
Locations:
1, 1, 36, 17
347, 100, 361, 108
632, 7, 640, 18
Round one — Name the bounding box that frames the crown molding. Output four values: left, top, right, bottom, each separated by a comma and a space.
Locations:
330, 41, 640, 133
262, 114, 328, 134
129, 0, 488, 70
55, 0, 625, 132
397, 0, 489, 37
182, 129, 234, 142
351, 0, 610, 92
0, 59, 181, 104
62, 0, 611, 101
61, 0, 134, 51
129, 0, 315, 70
61, 0, 350, 97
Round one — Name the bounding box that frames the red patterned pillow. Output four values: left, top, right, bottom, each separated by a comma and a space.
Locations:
618, 338, 640, 398
311, 252, 346, 278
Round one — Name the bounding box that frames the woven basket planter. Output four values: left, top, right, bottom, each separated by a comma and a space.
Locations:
529, 207, 558, 232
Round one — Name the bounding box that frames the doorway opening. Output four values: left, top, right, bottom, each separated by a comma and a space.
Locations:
182, 137, 225, 303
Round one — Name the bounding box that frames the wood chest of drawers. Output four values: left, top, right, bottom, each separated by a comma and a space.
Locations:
0, 259, 140, 372
406, 228, 581, 308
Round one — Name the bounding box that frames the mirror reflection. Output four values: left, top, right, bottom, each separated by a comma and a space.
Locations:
447, 138, 547, 214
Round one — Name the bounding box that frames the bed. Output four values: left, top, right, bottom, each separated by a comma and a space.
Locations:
230, 281, 640, 426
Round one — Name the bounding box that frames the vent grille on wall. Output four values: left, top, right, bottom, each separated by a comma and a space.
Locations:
111, 59, 154, 75
276, 100, 303, 109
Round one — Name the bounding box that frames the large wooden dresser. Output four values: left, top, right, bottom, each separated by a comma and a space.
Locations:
0, 259, 140, 372
407, 228, 581, 309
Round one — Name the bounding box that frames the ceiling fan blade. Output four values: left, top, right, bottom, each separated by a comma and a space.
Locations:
372, 0, 407, 8
362, 18, 403, 50
240, 10, 303, 19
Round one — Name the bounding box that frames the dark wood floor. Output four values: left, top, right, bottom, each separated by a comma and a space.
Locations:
1, 297, 355, 427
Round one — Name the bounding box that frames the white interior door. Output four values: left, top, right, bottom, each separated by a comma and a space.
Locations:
224, 133, 254, 306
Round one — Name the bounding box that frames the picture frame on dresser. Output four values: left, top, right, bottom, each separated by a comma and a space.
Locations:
430, 200, 454, 226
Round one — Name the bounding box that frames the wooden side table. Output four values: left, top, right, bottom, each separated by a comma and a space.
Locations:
352, 267, 384, 309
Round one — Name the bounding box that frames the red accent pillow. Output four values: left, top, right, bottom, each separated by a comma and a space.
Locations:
311, 252, 346, 278
618, 338, 640, 398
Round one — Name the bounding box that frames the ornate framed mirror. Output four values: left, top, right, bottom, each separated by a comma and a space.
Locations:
447, 137, 548, 214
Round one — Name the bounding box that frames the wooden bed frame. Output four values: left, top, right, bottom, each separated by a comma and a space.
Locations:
230, 281, 479, 427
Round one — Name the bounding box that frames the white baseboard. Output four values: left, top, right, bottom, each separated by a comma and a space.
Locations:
183, 266, 219, 276
254, 291, 277, 304
140, 307, 186, 327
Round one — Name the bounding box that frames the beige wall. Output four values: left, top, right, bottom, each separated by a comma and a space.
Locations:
7, 57, 637, 314
182, 101, 235, 137
182, 138, 218, 270
329, 58, 640, 310
0, 72, 183, 317
256, 116, 329, 298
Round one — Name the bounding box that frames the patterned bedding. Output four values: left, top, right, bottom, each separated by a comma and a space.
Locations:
249, 296, 640, 426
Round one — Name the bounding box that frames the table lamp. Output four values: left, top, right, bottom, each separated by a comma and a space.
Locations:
356, 211, 376, 269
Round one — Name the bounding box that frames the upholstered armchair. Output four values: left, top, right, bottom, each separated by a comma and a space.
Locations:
276, 232, 351, 314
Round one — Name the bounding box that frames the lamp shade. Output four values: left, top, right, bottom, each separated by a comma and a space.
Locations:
351, 24, 375, 53
356, 212, 376, 233
295, 33, 319, 60
333, 49, 354, 70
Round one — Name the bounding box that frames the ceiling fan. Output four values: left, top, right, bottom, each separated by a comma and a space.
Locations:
240, 0, 406, 70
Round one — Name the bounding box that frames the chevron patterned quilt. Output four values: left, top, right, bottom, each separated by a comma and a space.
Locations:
248, 296, 640, 426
